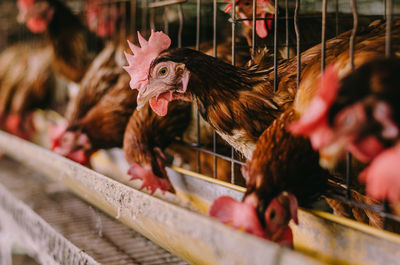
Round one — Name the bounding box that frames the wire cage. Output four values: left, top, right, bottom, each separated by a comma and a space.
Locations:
102, 0, 400, 232
1, 0, 400, 264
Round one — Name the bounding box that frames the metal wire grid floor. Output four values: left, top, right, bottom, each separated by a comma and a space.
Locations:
0, 157, 188, 265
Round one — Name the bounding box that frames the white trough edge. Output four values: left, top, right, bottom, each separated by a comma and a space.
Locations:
0, 131, 324, 265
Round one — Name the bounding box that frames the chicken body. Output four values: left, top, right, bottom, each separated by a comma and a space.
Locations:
292, 57, 400, 205
133, 47, 296, 160
0, 42, 56, 139
18, 0, 104, 82
53, 43, 136, 165
123, 102, 191, 194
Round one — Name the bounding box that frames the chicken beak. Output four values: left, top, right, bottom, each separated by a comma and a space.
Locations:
136, 86, 163, 111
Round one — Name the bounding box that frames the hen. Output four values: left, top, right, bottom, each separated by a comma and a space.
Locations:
52, 43, 136, 166
291, 58, 400, 204
232, 21, 400, 235
210, 192, 298, 246
226, 0, 379, 59
0, 0, 105, 139
124, 30, 297, 161
17, 0, 104, 82
123, 101, 191, 194
0, 42, 55, 140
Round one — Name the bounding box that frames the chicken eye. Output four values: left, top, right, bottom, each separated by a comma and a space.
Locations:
243, 1, 251, 6
158, 67, 169, 78
269, 209, 276, 220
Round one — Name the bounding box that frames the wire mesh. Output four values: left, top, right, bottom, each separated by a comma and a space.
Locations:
132, 0, 400, 232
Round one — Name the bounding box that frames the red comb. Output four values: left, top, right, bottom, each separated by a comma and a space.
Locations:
123, 31, 171, 92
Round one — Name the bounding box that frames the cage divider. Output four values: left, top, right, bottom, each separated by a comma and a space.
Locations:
386, 0, 392, 56
177, 4, 183, 48
285, 0, 289, 59
252, 0, 257, 58
213, 0, 218, 179
321, 0, 327, 71
294, 0, 301, 89
273, 0, 278, 93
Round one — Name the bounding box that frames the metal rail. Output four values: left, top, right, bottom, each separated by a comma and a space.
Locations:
0, 131, 324, 265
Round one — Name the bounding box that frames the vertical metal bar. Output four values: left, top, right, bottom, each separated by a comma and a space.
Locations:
285, 0, 289, 59
177, 4, 184, 48
383, 200, 390, 229
385, 0, 392, 57
149, 5, 155, 30
196, 0, 201, 172
213, 0, 217, 56
294, 0, 300, 88
142, 0, 148, 34
231, 0, 236, 65
349, 0, 358, 71
383, 0, 393, 229
384, 0, 387, 19
213, 0, 218, 179
131, 0, 137, 42
164, 7, 170, 35
347, 0, 358, 199
196, 0, 201, 50
273, 0, 278, 93
231, 0, 237, 183
335, 0, 339, 36
252, 0, 257, 58
321, 0, 327, 71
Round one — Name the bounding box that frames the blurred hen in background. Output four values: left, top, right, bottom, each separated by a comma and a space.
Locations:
225, 0, 378, 59
291, 58, 400, 205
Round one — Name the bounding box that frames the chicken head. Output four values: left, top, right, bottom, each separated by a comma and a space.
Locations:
17, 0, 54, 34
51, 126, 92, 166
210, 192, 298, 247
224, 0, 275, 38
